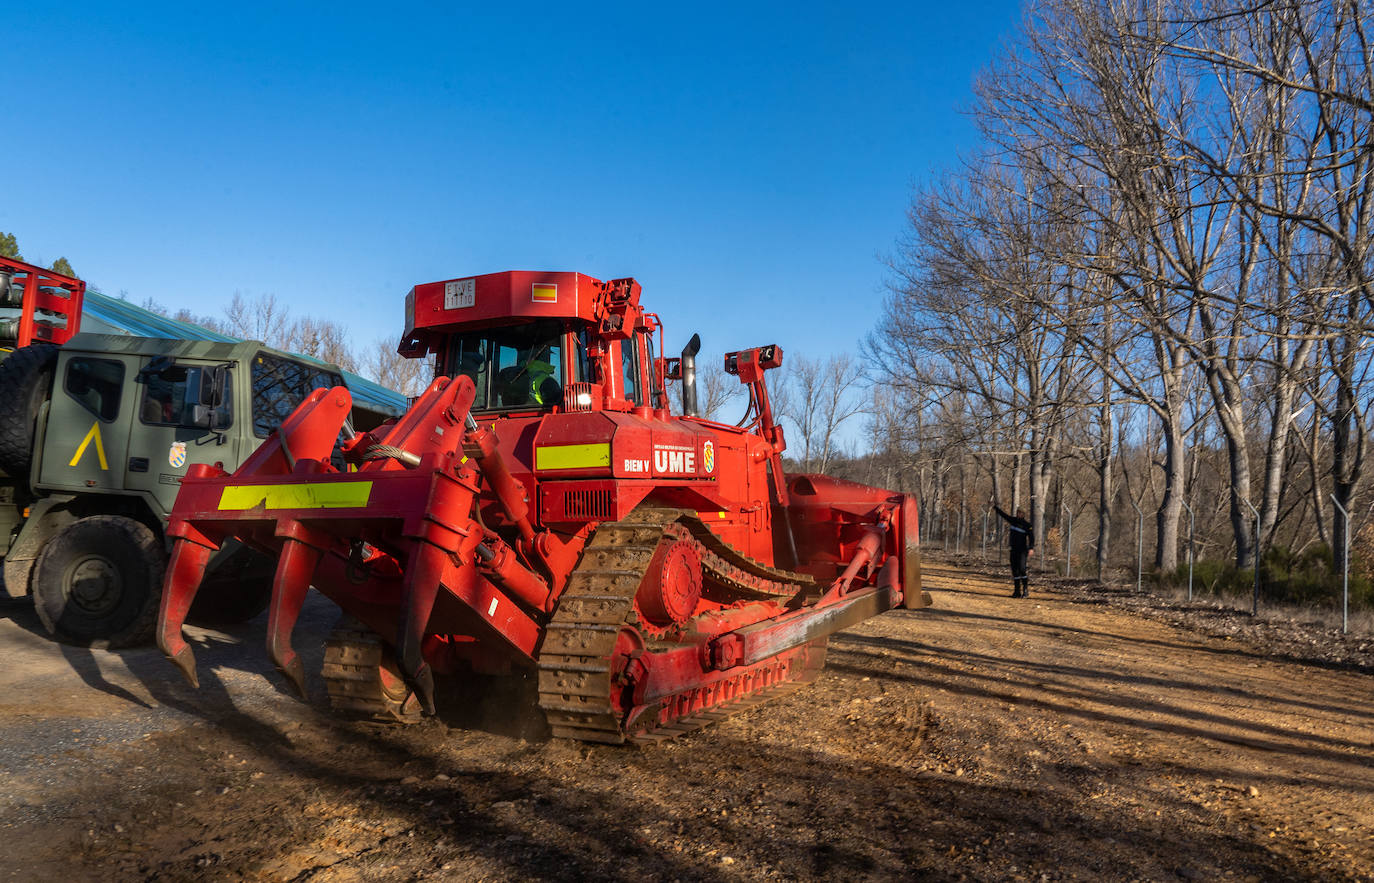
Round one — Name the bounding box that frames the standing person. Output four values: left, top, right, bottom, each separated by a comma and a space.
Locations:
992, 500, 1035, 598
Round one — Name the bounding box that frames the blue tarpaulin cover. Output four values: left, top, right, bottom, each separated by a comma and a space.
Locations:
81, 290, 408, 418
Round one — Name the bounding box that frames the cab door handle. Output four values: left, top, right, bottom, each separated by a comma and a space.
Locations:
129, 457, 149, 473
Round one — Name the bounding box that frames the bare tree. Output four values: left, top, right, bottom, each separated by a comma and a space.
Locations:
366, 337, 430, 397
286, 315, 359, 373
875, 159, 1091, 555
773, 353, 866, 474
223, 291, 293, 347
697, 352, 747, 422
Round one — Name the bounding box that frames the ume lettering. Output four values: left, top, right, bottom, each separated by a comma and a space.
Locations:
653, 450, 696, 473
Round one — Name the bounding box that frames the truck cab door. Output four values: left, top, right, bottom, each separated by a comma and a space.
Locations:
37, 354, 133, 495
124, 360, 239, 520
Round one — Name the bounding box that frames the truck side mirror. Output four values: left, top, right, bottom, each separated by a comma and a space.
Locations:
190, 365, 229, 430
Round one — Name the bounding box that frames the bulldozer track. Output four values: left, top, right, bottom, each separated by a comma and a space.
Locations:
322, 620, 422, 723
536, 508, 826, 745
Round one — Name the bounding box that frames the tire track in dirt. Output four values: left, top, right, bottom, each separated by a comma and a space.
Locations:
0, 557, 1370, 880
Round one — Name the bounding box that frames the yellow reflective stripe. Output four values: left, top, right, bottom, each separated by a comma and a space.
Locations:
217, 481, 373, 510
535, 443, 610, 470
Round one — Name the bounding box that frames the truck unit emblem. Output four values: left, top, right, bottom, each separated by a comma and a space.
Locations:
168, 441, 187, 469
702, 440, 715, 473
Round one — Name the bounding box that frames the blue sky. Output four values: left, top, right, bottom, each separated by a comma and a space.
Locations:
6, 1, 1022, 377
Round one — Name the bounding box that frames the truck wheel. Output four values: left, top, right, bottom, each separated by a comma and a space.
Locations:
31, 515, 163, 648
188, 542, 273, 625
0, 344, 58, 478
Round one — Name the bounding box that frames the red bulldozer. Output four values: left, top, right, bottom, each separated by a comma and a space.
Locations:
157, 271, 927, 744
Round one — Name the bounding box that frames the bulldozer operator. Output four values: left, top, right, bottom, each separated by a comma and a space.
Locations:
496, 340, 560, 407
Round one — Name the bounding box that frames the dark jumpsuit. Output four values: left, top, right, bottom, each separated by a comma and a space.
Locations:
993, 506, 1035, 597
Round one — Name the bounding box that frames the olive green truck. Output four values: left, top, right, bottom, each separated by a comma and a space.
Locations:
0, 258, 404, 647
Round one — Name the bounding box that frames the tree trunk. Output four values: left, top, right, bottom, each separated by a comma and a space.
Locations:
990, 453, 1003, 513
1029, 429, 1053, 568
1209, 382, 1255, 570
1157, 416, 1184, 573
1096, 397, 1113, 580
1259, 373, 1296, 549
1299, 414, 1330, 551
1011, 452, 1023, 514
1331, 369, 1356, 576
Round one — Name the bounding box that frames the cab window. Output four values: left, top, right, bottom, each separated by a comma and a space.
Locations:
66, 357, 124, 422
252, 353, 342, 437
445, 319, 565, 410
644, 332, 657, 405
621, 336, 640, 404
140, 365, 233, 428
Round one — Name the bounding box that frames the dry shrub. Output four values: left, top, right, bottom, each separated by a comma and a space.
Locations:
1351, 523, 1374, 583
1043, 526, 1062, 558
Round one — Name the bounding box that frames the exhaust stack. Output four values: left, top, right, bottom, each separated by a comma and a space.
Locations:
680, 333, 701, 417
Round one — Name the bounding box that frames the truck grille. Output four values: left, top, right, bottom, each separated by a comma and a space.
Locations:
564, 489, 612, 520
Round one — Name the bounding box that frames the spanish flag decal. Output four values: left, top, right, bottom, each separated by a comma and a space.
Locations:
531, 283, 557, 303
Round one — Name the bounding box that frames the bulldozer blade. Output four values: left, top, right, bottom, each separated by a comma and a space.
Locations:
394, 544, 447, 716
157, 538, 215, 688
266, 539, 323, 701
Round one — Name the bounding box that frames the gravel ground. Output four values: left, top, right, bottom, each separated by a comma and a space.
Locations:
1, 559, 1371, 881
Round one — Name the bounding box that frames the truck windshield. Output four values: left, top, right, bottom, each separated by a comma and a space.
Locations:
252, 353, 345, 437
446, 319, 564, 411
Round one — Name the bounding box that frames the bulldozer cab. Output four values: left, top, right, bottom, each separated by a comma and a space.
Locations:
445, 318, 570, 411
403, 271, 668, 416
441, 317, 661, 414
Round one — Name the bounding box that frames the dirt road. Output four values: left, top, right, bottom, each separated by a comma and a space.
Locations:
1, 559, 1371, 881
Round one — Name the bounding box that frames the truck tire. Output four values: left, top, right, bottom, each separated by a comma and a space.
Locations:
188, 542, 274, 625
31, 515, 163, 648
0, 344, 58, 478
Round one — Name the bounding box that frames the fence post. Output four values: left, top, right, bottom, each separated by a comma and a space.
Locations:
1331, 494, 1350, 635
982, 509, 989, 564
1128, 497, 1143, 592
1061, 502, 1072, 578
1180, 499, 1195, 602
1242, 497, 1260, 616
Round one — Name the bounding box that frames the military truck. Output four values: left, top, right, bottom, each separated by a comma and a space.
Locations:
0, 257, 405, 647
